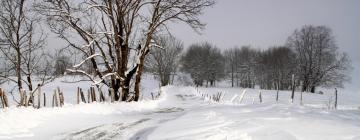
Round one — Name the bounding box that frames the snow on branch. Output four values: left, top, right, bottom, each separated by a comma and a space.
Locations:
73, 54, 102, 68
93, 72, 123, 86
150, 39, 163, 49
81, 40, 95, 49
90, 32, 113, 36
66, 69, 95, 83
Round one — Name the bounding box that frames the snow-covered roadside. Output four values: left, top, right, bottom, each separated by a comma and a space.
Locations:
1, 85, 360, 140
0, 99, 162, 139
147, 86, 360, 140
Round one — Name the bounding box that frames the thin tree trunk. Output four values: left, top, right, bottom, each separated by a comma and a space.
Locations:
37, 85, 41, 109
291, 74, 295, 103
335, 88, 338, 109
300, 90, 303, 105
16, 47, 22, 94
231, 65, 234, 87
276, 83, 279, 102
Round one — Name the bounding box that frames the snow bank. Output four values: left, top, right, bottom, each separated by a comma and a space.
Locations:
1, 82, 360, 140
0, 99, 161, 139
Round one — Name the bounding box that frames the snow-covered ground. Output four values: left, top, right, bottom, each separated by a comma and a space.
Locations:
1, 76, 360, 140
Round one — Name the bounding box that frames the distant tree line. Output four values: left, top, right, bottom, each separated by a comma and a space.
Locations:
178, 25, 351, 92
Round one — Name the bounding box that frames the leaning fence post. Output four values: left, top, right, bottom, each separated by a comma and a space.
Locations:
0, 89, 3, 108
79, 88, 86, 103
0, 88, 8, 108
43, 92, 46, 107
151, 92, 154, 100
259, 91, 262, 103
23, 91, 28, 107
98, 88, 105, 102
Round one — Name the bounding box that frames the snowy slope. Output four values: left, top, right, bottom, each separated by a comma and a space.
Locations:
1, 80, 360, 139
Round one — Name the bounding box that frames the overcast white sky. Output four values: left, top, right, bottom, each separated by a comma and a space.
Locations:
47, 0, 359, 90
168, 0, 360, 90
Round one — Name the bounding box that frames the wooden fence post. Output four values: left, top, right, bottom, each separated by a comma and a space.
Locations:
87, 89, 91, 103
91, 87, 96, 102
77, 87, 80, 104
259, 91, 262, 103
23, 90, 28, 107
98, 88, 105, 102
0, 89, 3, 108
79, 88, 86, 103
52, 91, 55, 107
0, 88, 8, 108
25, 91, 30, 107
43, 92, 46, 107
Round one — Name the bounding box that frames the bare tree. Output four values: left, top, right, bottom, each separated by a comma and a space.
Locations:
286, 25, 351, 92
145, 35, 183, 86
0, 0, 51, 105
224, 46, 296, 90
229, 46, 258, 88
224, 47, 239, 87
36, 0, 214, 101
224, 46, 258, 88
255, 46, 296, 90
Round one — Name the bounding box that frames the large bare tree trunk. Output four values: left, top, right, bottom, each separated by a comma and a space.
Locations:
134, 55, 147, 101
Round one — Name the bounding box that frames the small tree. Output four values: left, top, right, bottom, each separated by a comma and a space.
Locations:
224, 47, 240, 87
145, 35, 183, 86
181, 42, 224, 87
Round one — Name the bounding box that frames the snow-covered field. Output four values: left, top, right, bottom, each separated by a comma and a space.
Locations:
1, 76, 360, 140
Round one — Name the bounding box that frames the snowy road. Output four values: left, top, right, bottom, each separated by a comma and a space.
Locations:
1, 86, 360, 140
